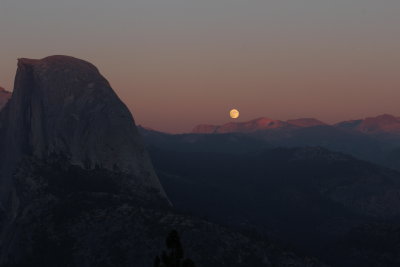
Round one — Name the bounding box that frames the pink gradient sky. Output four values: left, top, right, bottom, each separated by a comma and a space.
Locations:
1, 0, 399, 133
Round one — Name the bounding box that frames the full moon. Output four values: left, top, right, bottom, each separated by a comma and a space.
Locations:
230, 109, 240, 119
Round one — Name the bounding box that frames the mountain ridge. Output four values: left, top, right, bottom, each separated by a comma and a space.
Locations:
190, 114, 400, 135
336, 114, 400, 134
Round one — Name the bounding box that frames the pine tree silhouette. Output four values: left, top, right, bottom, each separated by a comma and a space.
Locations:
154, 230, 196, 267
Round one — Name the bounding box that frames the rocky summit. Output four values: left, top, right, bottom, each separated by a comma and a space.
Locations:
0, 56, 167, 203
0, 56, 169, 265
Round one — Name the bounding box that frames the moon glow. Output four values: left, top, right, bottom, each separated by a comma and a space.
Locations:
230, 109, 240, 119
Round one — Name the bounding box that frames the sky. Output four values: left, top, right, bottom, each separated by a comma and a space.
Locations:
0, 0, 399, 133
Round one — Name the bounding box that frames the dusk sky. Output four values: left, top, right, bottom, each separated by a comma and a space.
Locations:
1, 0, 399, 133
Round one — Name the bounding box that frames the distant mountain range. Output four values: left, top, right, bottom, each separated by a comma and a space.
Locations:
192, 114, 400, 136
139, 116, 400, 266
148, 145, 400, 266
141, 114, 400, 172
192, 117, 325, 134
336, 114, 400, 136
140, 124, 400, 266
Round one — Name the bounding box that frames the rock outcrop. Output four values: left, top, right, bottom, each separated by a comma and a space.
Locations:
0, 56, 167, 203
0, 87, 11, 110
0, 56, 170, 263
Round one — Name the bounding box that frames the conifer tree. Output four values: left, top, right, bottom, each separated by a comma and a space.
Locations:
154, 230, 195, 267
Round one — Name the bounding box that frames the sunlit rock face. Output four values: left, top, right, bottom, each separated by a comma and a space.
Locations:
0, 87, 11, 110
0, 55, 169, 223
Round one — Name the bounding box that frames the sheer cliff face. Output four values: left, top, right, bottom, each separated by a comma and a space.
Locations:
0, 55, 168, 206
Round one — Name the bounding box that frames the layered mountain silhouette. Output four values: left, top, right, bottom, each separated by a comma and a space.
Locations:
140, 115, 400, 266
0, 56, 322, 267
188, 115, 400, 171
143, 131, 400, 266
